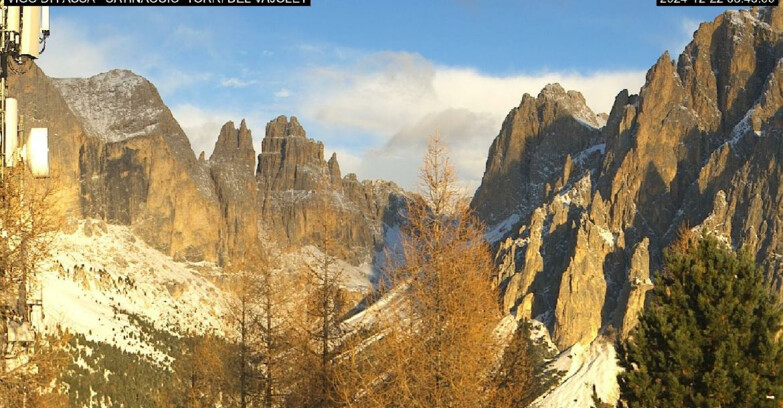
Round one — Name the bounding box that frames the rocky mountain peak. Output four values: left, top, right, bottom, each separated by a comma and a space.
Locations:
476, 6, 783, 351
52, 70, 165, 144
328, 152, 342, 187
649, 50, 673, 78
470, 83, 604, 227
38, 67, 223, 263
537, 83, 601, 128
210, 120, 256, 170
208, 119, 260, 263
18, 61, 410, 267
252, 115, 408, 263
539, 82, 567, 97
257, 116, 330, 191
265, 115, 306, 139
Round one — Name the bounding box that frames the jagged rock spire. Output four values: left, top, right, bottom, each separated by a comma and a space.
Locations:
210, 119, 256, 170
265, 115, 306, 139
470, 83, 603, 226
257, 115, 330, 191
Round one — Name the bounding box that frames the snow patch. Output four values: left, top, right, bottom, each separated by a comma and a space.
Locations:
485, 213, 521, 244
575, 117, 599, 130
571, 103, 602, 129
555, 174, 593, 209
594, 114, 608, 128
728, 109, 754, 148
573, 143, 606, 165
533, 338, 621, 408
595, 225, 617, 247
280, 245, 375, 294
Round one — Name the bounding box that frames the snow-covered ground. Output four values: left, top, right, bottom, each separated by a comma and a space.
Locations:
486, 213, 521, 244
533, 337, 621, 408
280, 245, 376, 293
32, 220, 379, 365
36, 220, 228, 364
30, 219, 620, 405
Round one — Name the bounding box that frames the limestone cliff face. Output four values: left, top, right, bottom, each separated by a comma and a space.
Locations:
48, 70, 222, 263
616, 238, 653, 338
471, 84, 605, 228
256, 116, 407, 263
257, 115, 332, 192
474, 6, 783, 350
209, 120, 259, 263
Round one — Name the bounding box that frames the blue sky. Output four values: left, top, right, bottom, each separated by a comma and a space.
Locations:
39, 1, 742, 190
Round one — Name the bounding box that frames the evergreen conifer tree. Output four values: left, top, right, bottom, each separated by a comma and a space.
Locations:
618, 233, 783, 408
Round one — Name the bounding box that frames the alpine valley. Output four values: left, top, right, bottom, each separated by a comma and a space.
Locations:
11, 5, 783, 407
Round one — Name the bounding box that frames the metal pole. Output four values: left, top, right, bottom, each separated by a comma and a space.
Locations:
0, 0, 8, 374
1, 0, 7, 177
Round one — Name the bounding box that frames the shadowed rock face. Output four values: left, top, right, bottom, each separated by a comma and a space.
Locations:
255, 115, 408, 263
471, 84, 605, 228
473, 6, 783, 350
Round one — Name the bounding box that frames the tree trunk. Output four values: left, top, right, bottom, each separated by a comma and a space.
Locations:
321, 256, 330, 406
0, 315, 6, 374
240, 297, 247, 408
265, 292, 273, 408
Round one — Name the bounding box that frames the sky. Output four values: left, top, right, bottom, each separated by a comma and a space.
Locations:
38, 0, 743, 191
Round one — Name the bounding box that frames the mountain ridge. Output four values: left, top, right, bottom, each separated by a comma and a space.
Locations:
474, 5, 783, 351
8, 6, 783, 406
11, 65, 409, 266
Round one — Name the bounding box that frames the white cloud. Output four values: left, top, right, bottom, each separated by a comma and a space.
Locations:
170, 25, 213, 50
39, 17, 214, 96
154, 69, 213, 94
356, 109, 497, 191
670, 18, 701, 57
275, 88, 292, 98
220, 77, 257, 88
37, 18, 131, 78
295, 51, 646, 190
39, 18, 647, 192
433, 67, 645, 118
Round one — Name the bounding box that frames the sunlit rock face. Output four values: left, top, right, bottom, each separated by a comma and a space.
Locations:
472, 6, 783, 349
208, 120, 259, 264
471, 83, 605, 228
50, 69, 222, 263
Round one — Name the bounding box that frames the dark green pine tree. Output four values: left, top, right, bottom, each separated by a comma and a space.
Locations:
618, 233, 783, 408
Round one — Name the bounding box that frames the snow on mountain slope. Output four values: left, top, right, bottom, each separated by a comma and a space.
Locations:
279, 245, 376, 293
533, 338, 621, 408
36, 220, 228, 364
31, 219, 618, 405
52, 70, 165, 143
32, 220, 378, 366
485, 213, 521, 244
